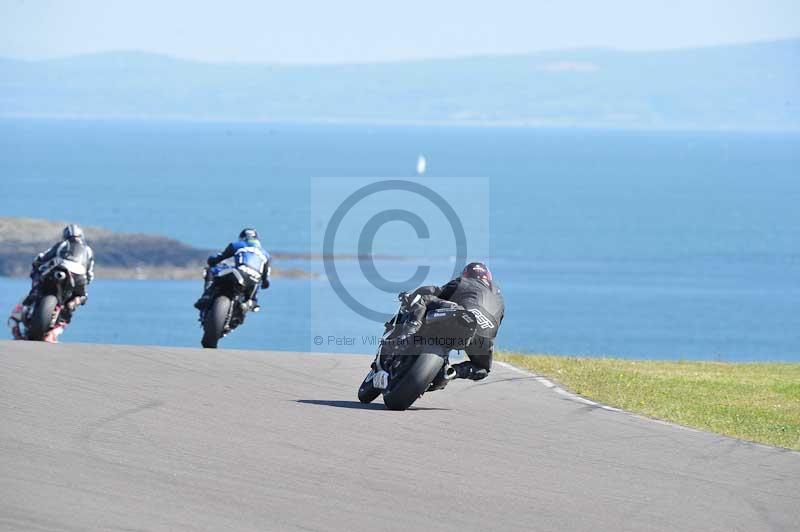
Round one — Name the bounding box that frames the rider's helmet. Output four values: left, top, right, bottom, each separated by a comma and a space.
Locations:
461, 262, 493, 286
62, 224, 84, 241
239, 228, 259, 242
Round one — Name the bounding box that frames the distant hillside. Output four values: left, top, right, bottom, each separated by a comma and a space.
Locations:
0, 218, 313, 280
0, 40, 798, 130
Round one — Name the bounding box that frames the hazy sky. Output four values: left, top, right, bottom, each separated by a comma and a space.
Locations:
1, 0, 798, 63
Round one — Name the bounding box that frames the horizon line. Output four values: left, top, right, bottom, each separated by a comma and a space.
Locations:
1, 36, 798, 67
2, 113, 799, 134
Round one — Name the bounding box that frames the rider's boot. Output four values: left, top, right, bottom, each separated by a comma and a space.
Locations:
22, 287, 39, 307
194, 293, 211, 310
23, 272, 41, 307
452, 361, 489, 381
194, 278, 214, 310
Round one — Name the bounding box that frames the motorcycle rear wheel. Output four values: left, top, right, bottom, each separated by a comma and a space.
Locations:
28, 295, 58, 341
202, 295, 230, 348
382, 352, 444, 411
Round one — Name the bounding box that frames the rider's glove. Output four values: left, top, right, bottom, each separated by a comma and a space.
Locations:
206, 255, 218, 267
398, 291, 419, 310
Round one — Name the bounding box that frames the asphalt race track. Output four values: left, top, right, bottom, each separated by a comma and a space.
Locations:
1, 341, 798, 531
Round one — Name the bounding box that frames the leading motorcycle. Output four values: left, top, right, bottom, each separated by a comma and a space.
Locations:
358, 298, 479, 410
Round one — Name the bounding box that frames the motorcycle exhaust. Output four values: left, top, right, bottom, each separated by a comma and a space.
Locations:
54, 271, 67, 281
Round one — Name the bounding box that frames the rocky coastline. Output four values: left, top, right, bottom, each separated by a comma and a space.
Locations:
0, 217, 315, 281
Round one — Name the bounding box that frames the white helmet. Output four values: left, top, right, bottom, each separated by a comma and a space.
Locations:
62, 224, 84, 240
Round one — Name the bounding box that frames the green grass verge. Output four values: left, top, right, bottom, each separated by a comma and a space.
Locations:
496, 353, 800, 451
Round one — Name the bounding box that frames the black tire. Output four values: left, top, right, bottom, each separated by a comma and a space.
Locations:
357, 370, 381, 404
202, 295, 230, 349
29, 295, 58, 341
382, 353, 444, 411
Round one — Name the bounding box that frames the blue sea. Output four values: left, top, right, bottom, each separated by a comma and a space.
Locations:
1, 119, 798, 360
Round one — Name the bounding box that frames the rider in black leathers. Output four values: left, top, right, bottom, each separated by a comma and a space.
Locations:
23, 224, 95, 323
397, 262, 504, 381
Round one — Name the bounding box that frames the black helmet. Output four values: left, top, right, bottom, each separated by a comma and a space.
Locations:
239, 228, 259, 241
62, 224, 84, 241
462, 262, 493, 285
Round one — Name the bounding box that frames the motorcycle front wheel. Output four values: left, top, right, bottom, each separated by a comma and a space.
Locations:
357, 369, 381, 404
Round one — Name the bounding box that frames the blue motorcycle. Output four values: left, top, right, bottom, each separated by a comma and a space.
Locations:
199, 261, 260, 348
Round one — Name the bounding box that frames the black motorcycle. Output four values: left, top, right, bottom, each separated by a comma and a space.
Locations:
19, 262, 79, 341
200, 263, 259, 348
358, 300, 479, 410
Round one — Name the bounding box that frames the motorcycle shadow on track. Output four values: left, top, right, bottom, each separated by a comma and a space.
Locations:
295, 400, 450, 412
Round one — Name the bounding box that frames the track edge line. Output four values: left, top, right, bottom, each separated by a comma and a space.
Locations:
493, 361, 800, 456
